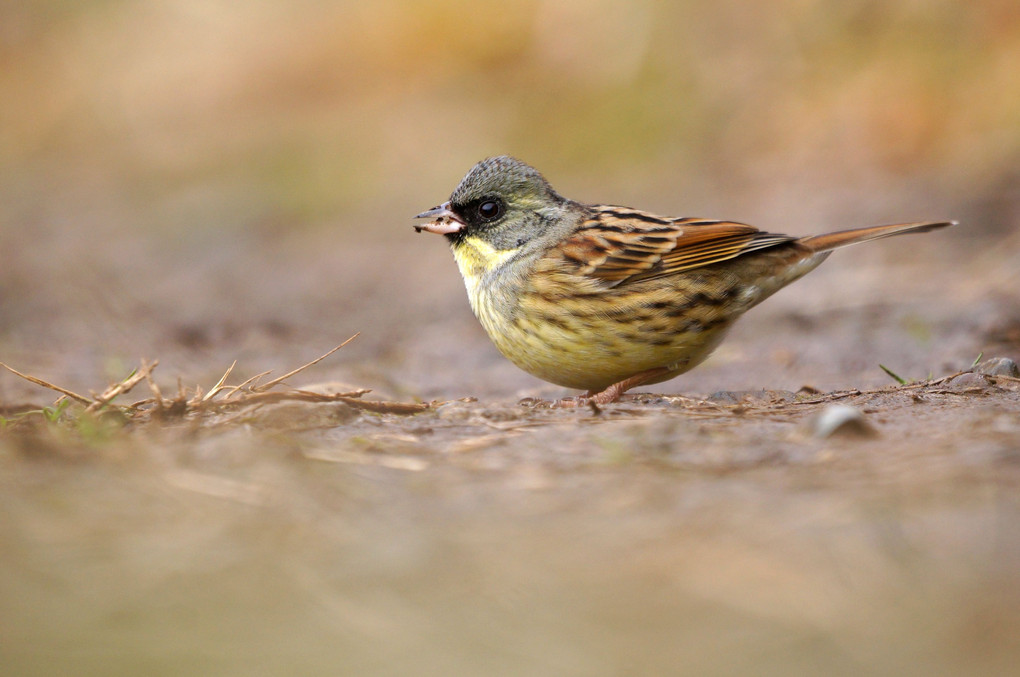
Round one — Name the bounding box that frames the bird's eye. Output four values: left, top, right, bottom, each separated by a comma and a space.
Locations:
477, 199, 503, 222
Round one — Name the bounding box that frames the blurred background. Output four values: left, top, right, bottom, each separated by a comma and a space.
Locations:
2, 0, 1018, 399
3, 2, 1020, 675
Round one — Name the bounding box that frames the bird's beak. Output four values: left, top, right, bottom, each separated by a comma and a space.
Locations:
413, 202, 466, 235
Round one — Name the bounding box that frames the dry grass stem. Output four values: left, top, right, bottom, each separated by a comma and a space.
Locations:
201, 360, 237, 402
253, 334, 360, 392
0, 362, 92, 405
85, 360, 158, 413
0, 333, 431, 427
223, 370, 272, 398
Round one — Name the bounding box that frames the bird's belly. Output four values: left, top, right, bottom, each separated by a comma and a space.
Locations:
473, 285, 738, 391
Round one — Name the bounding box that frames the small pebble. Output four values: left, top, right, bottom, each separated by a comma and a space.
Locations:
973, 357, 1020, 378
811, 404, 878, 439
947, 372, 991, 391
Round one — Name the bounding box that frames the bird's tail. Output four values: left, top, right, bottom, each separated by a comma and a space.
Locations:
799, 221, 955, 253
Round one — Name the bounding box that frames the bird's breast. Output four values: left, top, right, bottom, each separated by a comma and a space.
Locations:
450, 236, 527, 329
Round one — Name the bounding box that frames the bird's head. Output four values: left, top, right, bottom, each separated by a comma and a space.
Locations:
414, 156, 571, 253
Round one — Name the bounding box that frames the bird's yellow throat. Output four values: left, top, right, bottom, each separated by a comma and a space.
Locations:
452, 235, 519, 282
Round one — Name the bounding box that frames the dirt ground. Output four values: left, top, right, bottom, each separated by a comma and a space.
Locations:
3, 2, 1020, 675
3, 214, 1020, 676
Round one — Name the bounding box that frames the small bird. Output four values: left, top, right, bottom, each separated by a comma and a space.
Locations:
415, 156, 953, 405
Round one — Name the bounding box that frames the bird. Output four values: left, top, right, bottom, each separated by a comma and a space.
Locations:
414, 156, 954, 406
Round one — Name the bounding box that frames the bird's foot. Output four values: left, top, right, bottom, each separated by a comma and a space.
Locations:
550, 367, 671, 408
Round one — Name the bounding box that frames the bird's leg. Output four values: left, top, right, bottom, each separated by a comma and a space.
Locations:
554, 367, 672, 408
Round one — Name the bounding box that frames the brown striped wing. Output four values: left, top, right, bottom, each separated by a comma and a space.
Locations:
558, 207, 798, 286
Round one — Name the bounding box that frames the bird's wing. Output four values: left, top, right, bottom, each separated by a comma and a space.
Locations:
556, 207, 797, 286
